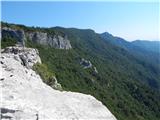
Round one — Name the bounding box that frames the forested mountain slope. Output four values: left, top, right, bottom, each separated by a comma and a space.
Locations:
1, 22, 160, 120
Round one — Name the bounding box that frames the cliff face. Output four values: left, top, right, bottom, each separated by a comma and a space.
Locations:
0, 46, 117, 120
2, 27, 26, 46
2, 27, 72, 49
26, 31, 72, 49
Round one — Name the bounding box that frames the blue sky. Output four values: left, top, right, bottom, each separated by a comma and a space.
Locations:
1, 1, 159, 41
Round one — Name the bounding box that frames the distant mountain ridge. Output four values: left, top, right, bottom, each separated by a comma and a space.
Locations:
100, 32, 160, 66
101, 32, 160, 53
132, 40, 160, 53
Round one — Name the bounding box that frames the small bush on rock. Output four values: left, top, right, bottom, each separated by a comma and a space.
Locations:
33, 63, 55, 86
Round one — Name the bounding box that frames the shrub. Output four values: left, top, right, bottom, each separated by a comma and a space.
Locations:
32, 63, 55, 86
1, 38, 17, 49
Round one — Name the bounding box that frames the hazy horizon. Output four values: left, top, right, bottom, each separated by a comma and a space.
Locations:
1, 1, 159, 41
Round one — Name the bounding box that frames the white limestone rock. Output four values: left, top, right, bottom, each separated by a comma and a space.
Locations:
26, 32, 72, 49
2, 46, 41, 69
80, 58, 92, 69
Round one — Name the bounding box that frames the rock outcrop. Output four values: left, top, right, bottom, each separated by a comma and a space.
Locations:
93, 66, 98, 74
80, 58, 92, 69
1, 46, 41, 69
2, 27, 26, 47
80, 58, 99, 74
2, 27, 72, 49
0, 46, 117, 120
26, 32, 72, 49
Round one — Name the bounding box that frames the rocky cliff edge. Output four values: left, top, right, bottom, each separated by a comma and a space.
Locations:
0, 46, 116, 120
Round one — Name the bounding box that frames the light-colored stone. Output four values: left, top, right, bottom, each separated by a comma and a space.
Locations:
94, 66, 98, 74
80, 58, 92, 69
26, 32, 72, 49
2, 46, 41, 69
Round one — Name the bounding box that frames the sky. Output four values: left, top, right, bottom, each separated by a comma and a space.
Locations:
1, 1, 159, 41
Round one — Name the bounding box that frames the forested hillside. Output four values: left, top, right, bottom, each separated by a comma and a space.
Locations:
1, 22, 160, 120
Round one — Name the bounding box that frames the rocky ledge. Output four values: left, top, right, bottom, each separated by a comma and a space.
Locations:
1, 46, 41, 69
0, 46, 116, 120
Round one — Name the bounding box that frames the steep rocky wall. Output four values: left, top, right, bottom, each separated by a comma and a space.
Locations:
2, 27, 72, 49
2, 27, 26, 46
